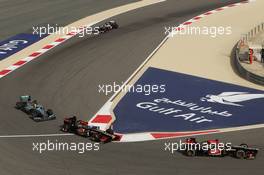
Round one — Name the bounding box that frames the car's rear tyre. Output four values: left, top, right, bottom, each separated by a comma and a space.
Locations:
240, 143, 248, 148
47, 109, 53, 116
31, 110, 39, 118
221, 150, 227, 157
112, 23, 119, 29
245, 151, 255, 160
91, 133, 102, 142
62, 124, 70, 132
186, 150, 196, 157
15, 102, 25, 109
236, 150, 246, 159
106, 128, 114, 135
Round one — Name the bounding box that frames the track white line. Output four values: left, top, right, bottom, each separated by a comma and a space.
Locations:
0, 133, 73, 138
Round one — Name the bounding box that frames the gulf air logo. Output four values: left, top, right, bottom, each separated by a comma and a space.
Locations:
0, 40, 28, 54
200, 92, 264, 107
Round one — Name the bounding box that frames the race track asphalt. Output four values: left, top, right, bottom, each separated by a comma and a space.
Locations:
0, 0, 263, 175
0, 0, 139, 39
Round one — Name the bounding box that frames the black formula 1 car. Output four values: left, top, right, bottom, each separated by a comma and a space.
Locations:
15, 95, 56, 122
98, 21, 119, 33
61, 116, 119, 143
184, 138, 258, 160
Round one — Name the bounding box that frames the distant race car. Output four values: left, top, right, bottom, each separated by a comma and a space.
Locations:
184, 138, 258, 160
15, 95, 56, 122
61, 116, 119, 143
98, 21, 119, 33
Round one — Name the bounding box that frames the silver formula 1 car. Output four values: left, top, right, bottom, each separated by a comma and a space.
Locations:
15, 95, 56, 122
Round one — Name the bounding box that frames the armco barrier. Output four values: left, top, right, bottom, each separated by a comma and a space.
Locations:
234, 43, 264, 85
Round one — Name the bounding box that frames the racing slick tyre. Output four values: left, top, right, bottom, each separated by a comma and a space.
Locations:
91, 133, 102, 142
28, 109, 34, 115
106, 128, 114, 135
61, 124, 70, 132
15, 102, 25, 109
186, 150, 196, 157
31, 110, 40, 118
47, 109, 53, 116
240, 144, 248, 148
99, 26, 107, 33
111, 22, 119, 29
245, 151, 256, 160
236, 150, 246, 159
221, 150, 227, 157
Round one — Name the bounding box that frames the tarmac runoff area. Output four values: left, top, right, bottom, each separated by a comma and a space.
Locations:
109, 0, 264, 142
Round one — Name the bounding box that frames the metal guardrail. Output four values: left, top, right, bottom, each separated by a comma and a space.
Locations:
234, 45, 264, 85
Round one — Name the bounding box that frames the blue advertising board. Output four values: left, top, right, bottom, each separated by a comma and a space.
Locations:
0, 33, 47, 60
113, 67, 264, 133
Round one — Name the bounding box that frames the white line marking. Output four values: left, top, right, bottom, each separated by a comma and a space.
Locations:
110, 36, 169, 102
0, 133, 74, 138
